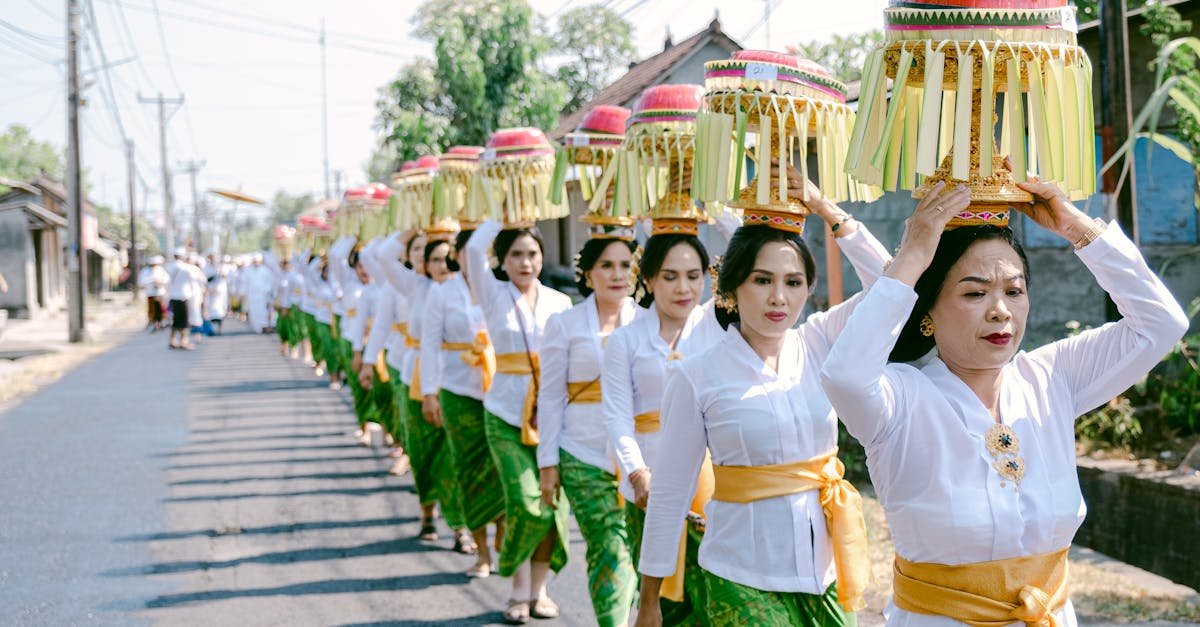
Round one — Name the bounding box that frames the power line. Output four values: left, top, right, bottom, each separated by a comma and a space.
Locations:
0, 30, 62, 66
0, 18, 65, 48
147, 0, 200, 158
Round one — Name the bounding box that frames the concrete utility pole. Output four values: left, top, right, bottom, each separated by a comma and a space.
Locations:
66, 0, 88, 343
178, 160, 206, 250
128, 139, 138, 303
138, 92, 185, 252
320, 18, 331, 200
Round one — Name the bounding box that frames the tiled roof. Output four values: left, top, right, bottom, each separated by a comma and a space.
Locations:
553, 18, 742, 138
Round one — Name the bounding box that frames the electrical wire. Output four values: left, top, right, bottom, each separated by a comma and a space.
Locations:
0, 18, 65, 48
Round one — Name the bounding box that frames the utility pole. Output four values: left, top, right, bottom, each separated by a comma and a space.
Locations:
127, 139, 138, 304
66, 0, 87, 343
333, 169, 343, 199
1099, 0, 1137, 320
320, 18, 331, 200
138, 92, 185, 252
178, 159, 206, 250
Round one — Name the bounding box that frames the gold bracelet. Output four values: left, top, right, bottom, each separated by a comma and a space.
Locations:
1073, 218, 1108, 250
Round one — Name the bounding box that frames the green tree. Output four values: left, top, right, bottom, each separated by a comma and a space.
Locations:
267, 189, 316, 227
371, 59, 451, 180
552, 5, 636, 113
1139, 2, 1200, 201
0, 124, 65, 193
789, 30, 884, 85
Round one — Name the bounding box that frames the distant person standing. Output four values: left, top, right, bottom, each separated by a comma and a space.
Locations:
138, 255, 169, 331
165, 248, 195, 350
206, 264, 231, 335
187, 254, 209, 344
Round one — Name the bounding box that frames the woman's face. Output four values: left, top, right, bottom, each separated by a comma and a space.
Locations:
503, 234, 542, 289
354, 261, 370, 284
426, 242, 453, 283
587, 241, 634, 304
407, 235, 427, 275
929, 239, 1029, 371
649, 243, 704, 321
734, 241, 810, 341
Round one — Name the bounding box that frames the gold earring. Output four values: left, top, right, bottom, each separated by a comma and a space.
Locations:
585, 275, 594, 289
920, 314, 935, 337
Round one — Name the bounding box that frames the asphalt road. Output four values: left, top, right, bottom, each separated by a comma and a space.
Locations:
0, 323, 592, 626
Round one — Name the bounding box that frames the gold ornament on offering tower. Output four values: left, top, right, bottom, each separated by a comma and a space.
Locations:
697, 50, 880, 235
436, 145, 486, 230
391, 156, 439, 233
478, 127, 566, 228
623, 84, 708, 236
847, 0, 1095, 228
551, 105, 637, 240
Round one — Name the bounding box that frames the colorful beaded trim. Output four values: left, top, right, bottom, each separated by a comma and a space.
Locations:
743, 211, 806, 234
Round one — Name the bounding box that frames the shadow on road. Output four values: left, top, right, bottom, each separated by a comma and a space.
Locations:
161, 484, 412, 503
116, 516, 418, 543
155, 442, 365, 457
143, 571, 466, 608
165, 454, 383, 470
169, 470, 393, 486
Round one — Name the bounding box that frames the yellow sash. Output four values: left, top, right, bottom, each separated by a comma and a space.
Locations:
393, 322, 408, 334
893, 547, 1070, 627
634, 410, 661, 434
408, 357, 424, 401
495, 351, 540, 446
442, 329, 497, 393
372, 350, 390, 383
345, 308, 358, 319
330, 313, 340, 340
710, 449, 869, 612
660, 452, 715, 603
567, 380, 601, 404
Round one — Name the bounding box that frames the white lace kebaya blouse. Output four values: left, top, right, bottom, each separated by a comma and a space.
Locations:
377, 236, 431, 386
602, 300, 724, 501
536, 293, 640, 472
464, 220, 572, 428
419, 276, 489, 401
818, 223, 1189, 626
639, 226, 892, 594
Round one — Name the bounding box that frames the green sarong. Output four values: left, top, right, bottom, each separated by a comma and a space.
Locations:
704, 574, 853, 627
625, 504, 709, 626
559, 450, 637, 627
308, 316, 326, 365
405, 395, 466, 529
340, 338, 378, 427
327, 314, 343, 376
440, 390, 504, 530
369, 365, 394, 433
276, 308, 291, 344
484, 411, 569, 577
285, 306, 305, 346
387, 371, 407, 447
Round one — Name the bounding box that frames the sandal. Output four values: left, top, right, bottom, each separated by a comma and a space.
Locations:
502, 598, 529, 624
418, 519, 438, 542
453, 529, 478, 555
528, 596, 558, 619
465, 561, 491, 579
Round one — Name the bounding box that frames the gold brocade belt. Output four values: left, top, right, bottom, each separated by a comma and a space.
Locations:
893, 547, 1070, 627
567, 380, 601, 404
634, 410, 660, 434
441, 329, 496, 393
495, 351, 540, 446
710, 448, 869, 612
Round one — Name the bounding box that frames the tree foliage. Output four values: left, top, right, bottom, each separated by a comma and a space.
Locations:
1139, 2, 1200, 190
789, 31, 884, 85
267, 189, 317, 227
553, 5, 636, 113
0, 124, 65, 193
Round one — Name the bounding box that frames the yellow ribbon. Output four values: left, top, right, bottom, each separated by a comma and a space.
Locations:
495, 351, 540, 446
661, 451, 715, 603
404, 334, 420, 349
893, 547, 1069, 627
443, 329, 497, 393
567, 380, 602, 404
710, 448, 869, 612
345, 307, 358, 319
408, 356, 424, 401
394, 322, 408, 334
373, 350, 390, 383
634, 410, 661, 434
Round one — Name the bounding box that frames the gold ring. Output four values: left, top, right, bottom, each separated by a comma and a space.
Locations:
934, 205, 945, 212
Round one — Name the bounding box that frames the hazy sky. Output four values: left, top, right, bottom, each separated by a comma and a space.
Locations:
2, 0, 883, 225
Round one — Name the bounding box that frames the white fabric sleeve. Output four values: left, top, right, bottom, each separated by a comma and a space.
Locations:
603, 328, 647, 476
464, 220, 504, 315
377, 234, 423, 297
363, 287, 394, 365
535, 312, 570, 469
419, 282, 447, 397
1025, 222, 1190, 417
639, 365, 707, 577
818, 276, 916, 447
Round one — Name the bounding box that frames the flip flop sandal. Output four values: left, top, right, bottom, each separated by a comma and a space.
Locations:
418, 520, 438, 542
453, 530, 478, 555
529, 596, 559, 619
502, 598, 529, 624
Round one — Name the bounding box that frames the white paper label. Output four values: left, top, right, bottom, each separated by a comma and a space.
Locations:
1061, 7, 1077, 33
570, 135, 590, 147
744, 62, 779, 82
482, 148, 497, 160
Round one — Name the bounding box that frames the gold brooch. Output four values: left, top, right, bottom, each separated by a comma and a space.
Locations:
667, 351, 683, 361
984, 424, 1025, 490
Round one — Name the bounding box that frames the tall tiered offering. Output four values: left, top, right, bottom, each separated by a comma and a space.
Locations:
623, 84, 707, 235
552, 105, 636, 239
338, 186, 388, 239
391, 156, 439, 232
698, 50, 878, 234
479, 127, 566, 228
435, 145, 485, 230
847, 0, 1094, 227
